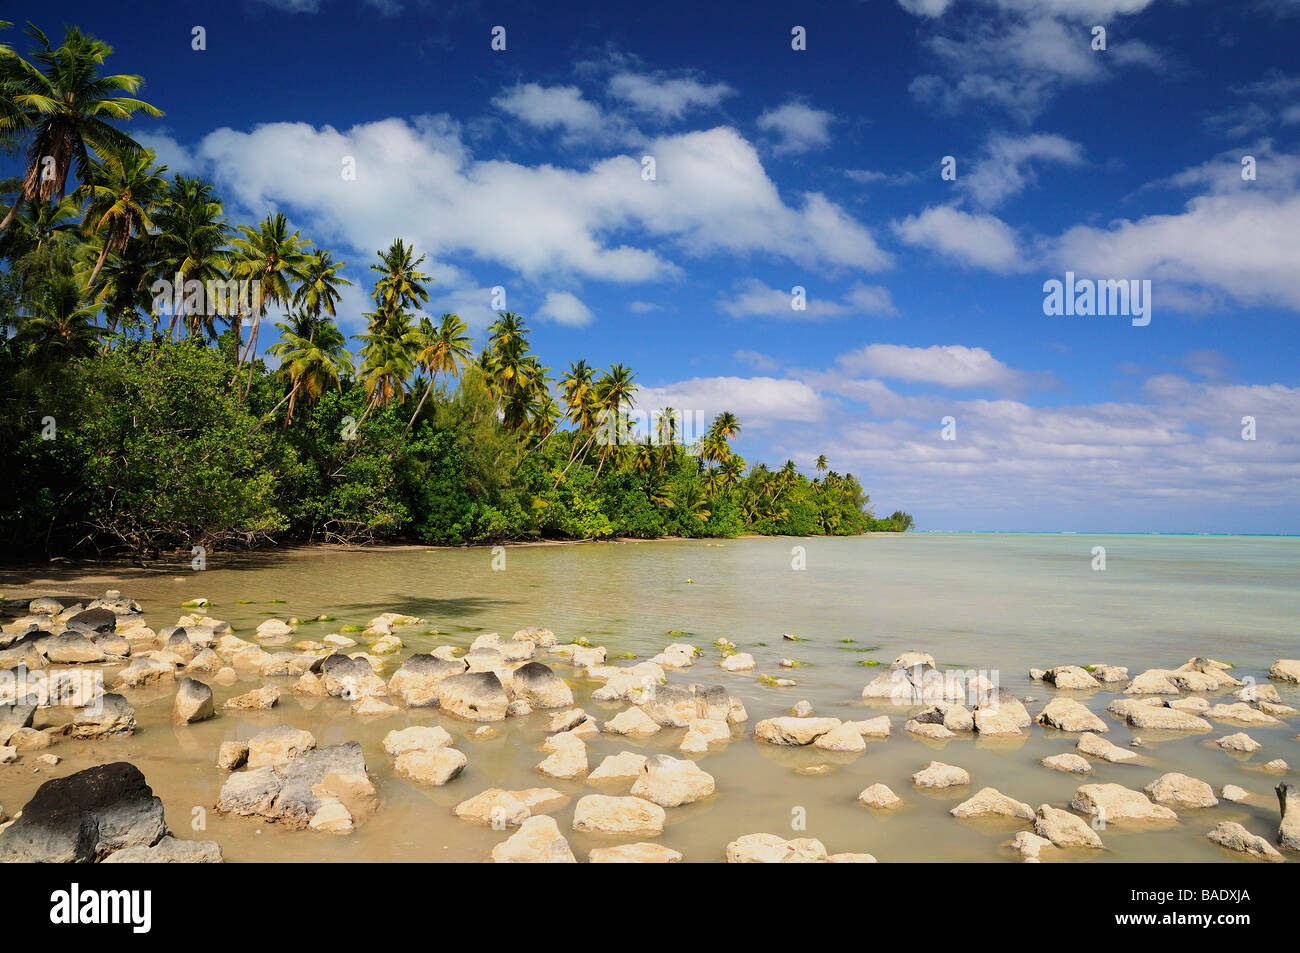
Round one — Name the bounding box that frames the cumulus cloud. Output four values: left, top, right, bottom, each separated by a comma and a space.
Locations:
163, 117, 890, 286
493, 84, 609, 141
757, 102, 834, 155
833, 344, 1041, 391
607, 72, 733, 119
633, 376, 827, 427
893, 205, 1027, 272
536, 290, 594, 327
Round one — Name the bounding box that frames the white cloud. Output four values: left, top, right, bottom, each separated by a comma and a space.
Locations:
893, 205, 1027, 272
757, 103, 834, 155
628, 300, 661, 313
718, 278, 896, 319
961, 133, 1085, 209
834, 344, 1037, 390
536, 290, 594, 327
492, 84, 611, 141
906, 2, 1163, 119
634, 376, 827, 426
167, 117, 889, 286
607, 73, 733, 120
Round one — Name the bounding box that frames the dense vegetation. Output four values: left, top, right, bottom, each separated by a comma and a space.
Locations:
0, 22, 913, 560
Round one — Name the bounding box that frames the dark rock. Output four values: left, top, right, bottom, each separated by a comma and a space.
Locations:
65, 607, 117, 636
0, 762, 168, 862
511, 662, 573, 709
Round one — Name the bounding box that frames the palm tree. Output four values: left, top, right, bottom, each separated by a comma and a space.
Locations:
15, 273, 103, 364
815, 454, 828, 475
0, 193, 79, 286
76, 145, 167, 286
710, 411, 741, 442
0, 24, 162, 235
292, 249, 351, 341
152, 175, 230, 340
228, 212, 311, 394
369, 239, 429, 321
592, 363, 637, 478
403, 311, 472, 437
678, 483, 711, 524
355, 309, 419, 423
267, 314, 353, 426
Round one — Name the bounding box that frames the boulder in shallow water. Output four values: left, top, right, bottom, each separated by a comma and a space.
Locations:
437, 671, 510, 722
0, 762, 168, 862
589, 842, 682, 863
950, 787, 1034, 821
490, 815, 575, 863
1278, 783, 1300, 851
223, 683, 280, 711
452, 787, 569, 827
215, 741, 376, 831
103, 835, 223, 863
382, 725, 452, 756
41, 630, 106, 664
571, 794, 665, 837
603, 707, 660, 737
910, 761, 970, 789
1144, 773, 1217, 809
754, 716, 841, 746
1206, 821, 1283, 861
117, 655, 176, 689
511, 661, 573, 709
1215, 731, 1261, 753
1075, 732, 1138, 763
217, 741, 248, 771
65, 607, 117, 637
66, 693, 136, 739
1033, 804, 1103, 849
858, 784, 902, 809
1035, 698, 1107, 733
1268, 659, 1300, 684
172, 677, 214, 725
247, 724, 316, 769
630, 754, 715, 807
395, 747, 468, 786
1070, 783, 1177, 824
725, 833, 827, 863
1041, 753, 1092, 775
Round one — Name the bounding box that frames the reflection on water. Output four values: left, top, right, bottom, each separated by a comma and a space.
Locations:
2, 534, 1297, 862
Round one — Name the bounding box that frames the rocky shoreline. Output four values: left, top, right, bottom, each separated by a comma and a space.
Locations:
1, 592, 1297, 863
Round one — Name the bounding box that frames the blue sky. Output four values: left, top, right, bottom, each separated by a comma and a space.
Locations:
20, 0, 1300, 532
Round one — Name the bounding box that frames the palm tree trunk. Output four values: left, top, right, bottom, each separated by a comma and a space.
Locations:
88, 242, 110, 286
402, 371, 437, 440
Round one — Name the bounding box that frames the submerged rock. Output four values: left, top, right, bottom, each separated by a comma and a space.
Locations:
589, 842, 682, 863
572, 795, 665, 837
102, 835, 222, 863
630, 754, 715, 807
1075, 732, 1138, 763
1071, 783, 1177, 824
1041, 753, 1092, 775
754, 716, 841, 746
1143, 773, 1218, 809
215, 742, 376, 832
725, 833, 827, 863
950, 787, 1034, 821
453, 788, 568, 827
511, 661, 574, 709
858, 784, 902, 809
1206, 821, 1283, 861
911, 761, 970, 789
490, 815, 575, 863
1033, 804, 1103, 849
223, 683, 280, 711
1036, 698, 1107, 733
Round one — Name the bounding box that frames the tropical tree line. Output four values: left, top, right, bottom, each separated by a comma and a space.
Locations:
0, 21, 912, 558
